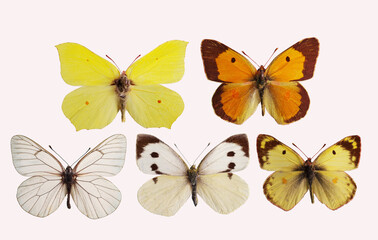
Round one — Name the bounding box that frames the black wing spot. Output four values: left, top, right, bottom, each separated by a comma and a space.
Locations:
231, 57, 236, 63
286, 56, 290, 62
332, 150, 336, 155
227, 151, 235, 157
228, 162, 236, 169
150, 163, 158, 171
282, 150, 286, 155
151, 152, 159, 158
228, 173, 233, 179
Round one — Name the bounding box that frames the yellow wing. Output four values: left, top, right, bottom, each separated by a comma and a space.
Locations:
62, 86, 119, 131
197, 173, 249, 214
257, 134, 304, 171
263, 171, 308, 211
312, 171, 357, 210
314, 135, 361, 171
56, 43, 120, 86
126, 40, 188, 85
126, 84, 184, 129
137, 175, 191, 217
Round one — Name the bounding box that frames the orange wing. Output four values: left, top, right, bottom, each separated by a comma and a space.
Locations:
212, 82, 260, 124
201, 39, 256, 83
266, 38, 319, 82
263, 82, 310, 124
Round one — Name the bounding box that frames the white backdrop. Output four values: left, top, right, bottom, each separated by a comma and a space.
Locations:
1, 0, 376, 239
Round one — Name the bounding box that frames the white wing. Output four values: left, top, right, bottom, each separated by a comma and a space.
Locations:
11, 135, 65, 176
71, 175, 122, 219
137, 175, 191, 216
73, 134, 126, 176
198, 134, 249, 175
197, 173, 249, 214
136, 134, 188, 175
16, 175, 67, 217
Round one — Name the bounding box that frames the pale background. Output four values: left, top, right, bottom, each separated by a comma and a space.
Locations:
1, 0, 376, 239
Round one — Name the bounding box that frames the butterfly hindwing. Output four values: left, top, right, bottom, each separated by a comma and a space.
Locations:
263, 171, 308, 211
212, 82, 260, 124
137, 175, 191, 217
197, 173, 249, 214
312, 171, 357, 210
201, 39, 256, 83
266, 38, 319, 82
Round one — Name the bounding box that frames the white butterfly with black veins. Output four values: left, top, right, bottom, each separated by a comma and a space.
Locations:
136, 134, 249, 216
11, 134, 126, 219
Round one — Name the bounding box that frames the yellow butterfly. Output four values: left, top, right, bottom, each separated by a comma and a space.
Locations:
257, 134, 361, 211
56, 40, 188, 131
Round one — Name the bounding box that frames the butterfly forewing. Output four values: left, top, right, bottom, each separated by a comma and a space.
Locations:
257, 134, 304, 171
198, 134, 249, 175
136, 134, 188, 176
73, 134, 126, 176
266, 38, 319, 82
11, 135, 65, 176
313, 135, 361, 171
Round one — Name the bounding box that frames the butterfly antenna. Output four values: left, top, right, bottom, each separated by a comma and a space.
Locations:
292, 143, 310, 159
192, 143, 211, 166
49, 145, 70, 166
106, 55, 121, 72
242, 51, 259, 66
311, 144, 326, 159
71, 148, 91, 167
264, 48, 278, 68
174, 143, 190, 166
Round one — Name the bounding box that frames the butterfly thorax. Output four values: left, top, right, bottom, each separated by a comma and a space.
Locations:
62, 166, 77, 209
113, 71, 133, 122
187, 165, 199, 206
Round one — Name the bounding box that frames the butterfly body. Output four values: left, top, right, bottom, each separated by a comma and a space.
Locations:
136, 134, 249, 216
201, 38, 319, 124
257, 134, 361, 211
62, 166, 75, 209
111, 71, 132, 122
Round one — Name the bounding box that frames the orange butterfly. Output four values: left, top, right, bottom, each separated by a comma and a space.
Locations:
201, 38, 319, 125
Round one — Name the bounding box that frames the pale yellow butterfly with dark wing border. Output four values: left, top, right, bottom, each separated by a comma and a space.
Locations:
11, 134, 126, 219
136, 134, 249, 216
257, 134, 361, 211
56, 40, 187, 131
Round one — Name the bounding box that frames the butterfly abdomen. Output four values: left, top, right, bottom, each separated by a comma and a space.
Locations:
63, 166, 76, 209
188, 166, 199, 206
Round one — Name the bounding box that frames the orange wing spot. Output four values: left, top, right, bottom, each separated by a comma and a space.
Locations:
85, 101, 89, 105
157, 100, 162, 103
282, 178, 288, 184
284, 90, 291, 100
85, 58, 90, 62
332, 178, 338, 184
231, 89, 240, 98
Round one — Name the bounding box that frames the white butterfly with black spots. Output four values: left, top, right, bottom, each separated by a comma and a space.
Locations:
11, 134, 126, 219
136, 134, 249, 216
